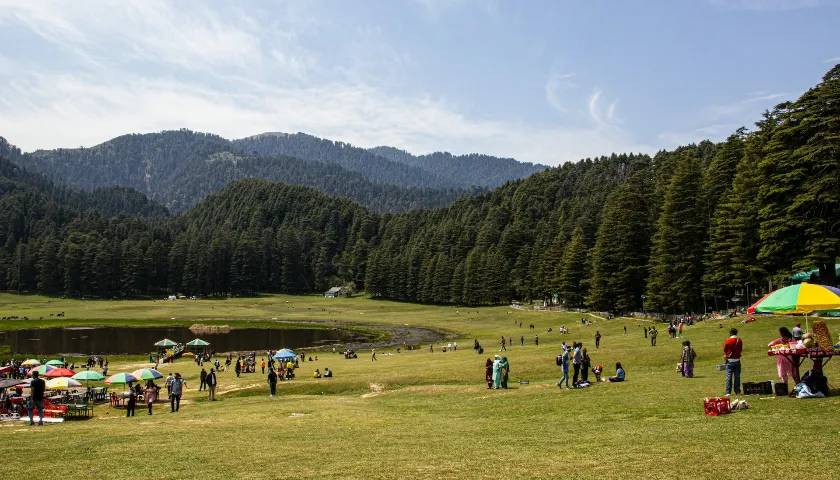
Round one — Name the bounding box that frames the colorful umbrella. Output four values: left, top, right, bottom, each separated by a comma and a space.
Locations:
21, 359, 41, 367
72, 370, 105, 382
105, 373, 138, 385
43, 367, 76, 378
748, 283, 840, 314
154, 339, 178, 347
131, 368, 163, 381
46, 377, 82, 390
28, 364, 55, 376
273, 348, 297, 360
45, 359, 65, 366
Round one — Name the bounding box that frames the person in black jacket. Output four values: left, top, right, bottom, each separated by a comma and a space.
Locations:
267, 368, 277, 397
28, 371, 46, 426
206, 368, 217, 401
199, 368, 207, 391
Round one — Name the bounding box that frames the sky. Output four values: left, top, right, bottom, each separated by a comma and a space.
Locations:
0, 0, 838, 166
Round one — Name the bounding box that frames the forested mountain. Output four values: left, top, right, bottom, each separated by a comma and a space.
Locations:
369, 146, 547, 189
1, 65, 837, 313
17, 131, 468, 213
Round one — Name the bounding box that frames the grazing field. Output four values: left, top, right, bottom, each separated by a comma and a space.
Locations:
1, 293, 838, 480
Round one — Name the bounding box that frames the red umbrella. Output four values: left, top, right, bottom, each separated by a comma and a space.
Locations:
43, 367, 76, 378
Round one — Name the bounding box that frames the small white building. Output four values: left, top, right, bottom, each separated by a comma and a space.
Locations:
324, 286, 350, 298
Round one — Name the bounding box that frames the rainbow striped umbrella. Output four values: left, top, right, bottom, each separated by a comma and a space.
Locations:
46, 377, 82, 390
28, 364, 55, 376
131, 368, 163, 381
748, 283, 840, 314
105, 373, 138, 385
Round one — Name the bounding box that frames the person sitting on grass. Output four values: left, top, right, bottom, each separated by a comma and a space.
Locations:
323, 368, 333, 378
592, 364, 603, 383
608, 362, 625, 383
314, 368, 321, 378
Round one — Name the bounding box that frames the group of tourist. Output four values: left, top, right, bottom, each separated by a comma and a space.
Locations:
484, 355, 510, 389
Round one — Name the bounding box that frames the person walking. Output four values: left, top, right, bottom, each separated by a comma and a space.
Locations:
499, 336, 506, 352
268, 368, 278, 397
650, 327, 658, 347
371, 349, 377, 361
644, 326, 648, 339
723, 328, 743, 396
624, 326, 627, 336
144, 381, 157, 415
520, 336, 524, 346
595, 331, 602, 349
199, 368, 207, 391
680, 340, 697, 378
572, 343, 582, 386
206, 368, 217, 401
535, 335, 539, 347
260, 358, 266, 374
170, 373, 184, 412
557, 347, 570, 389
235, 359, 242, 377
28, 370, 46, 426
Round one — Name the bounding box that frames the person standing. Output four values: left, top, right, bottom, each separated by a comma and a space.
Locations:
199, 368, 207, 391
581, 348, 591, 383
170, 373, 184, 412
371, 349, 377, 361
624, 326, 627, 336
144, 381, 157, 415
28, 370, 46, 426
126, 387, 136, 417
235, 359, 242, 377
206, 368, 217, 401
792, 323, 803, 341
595, 331, 602, 349
723, 328, 743, 396
268, 368, 278, 397
644, 326, 648, 339
492, 355, 502, 389
520, 336, 524, 347
165, 373, 174, 397
650, 327, 658, 347
260, 358, 266, 374
535, 335, 539, 347
572, 343, 582, 387
484, 358, 493, 389
500, 357, 510, 389
557, 347, 571, 389
499, 336, 506, 352
680, 341, 697, 378
768, 327, 798, 385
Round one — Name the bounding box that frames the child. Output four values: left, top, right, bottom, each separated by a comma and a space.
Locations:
680, 341, 696, 378
592, 364, 603, 383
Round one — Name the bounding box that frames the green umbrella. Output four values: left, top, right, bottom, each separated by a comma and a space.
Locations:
72, 370, 105, 382
29, 365, 56, 376
154, 339, 178, 347
186, 338, 210, 347
45, 359, 65, 366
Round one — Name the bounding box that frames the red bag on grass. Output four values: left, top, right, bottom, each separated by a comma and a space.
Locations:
704, 397, 731, 416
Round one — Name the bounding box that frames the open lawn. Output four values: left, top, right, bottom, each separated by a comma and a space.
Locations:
1, 293, 839, 479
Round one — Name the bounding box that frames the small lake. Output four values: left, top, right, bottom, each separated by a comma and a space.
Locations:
0, 326, 371, 355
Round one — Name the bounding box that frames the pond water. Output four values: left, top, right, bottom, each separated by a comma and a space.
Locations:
0, 326, 371, 355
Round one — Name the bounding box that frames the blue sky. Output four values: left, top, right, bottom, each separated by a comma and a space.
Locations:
0, 0, 838, 165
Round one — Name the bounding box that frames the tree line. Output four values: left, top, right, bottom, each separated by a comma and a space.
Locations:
1, 65, 837, 313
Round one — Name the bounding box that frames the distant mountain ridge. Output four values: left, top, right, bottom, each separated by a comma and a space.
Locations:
9, 130, 542, 213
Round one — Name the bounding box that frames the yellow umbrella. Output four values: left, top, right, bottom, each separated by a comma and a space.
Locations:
21, 359, 41, 367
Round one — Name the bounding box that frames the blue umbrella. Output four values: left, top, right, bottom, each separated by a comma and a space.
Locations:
273, 348, 297, 360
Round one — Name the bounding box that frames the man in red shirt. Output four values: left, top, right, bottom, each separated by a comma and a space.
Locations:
723, 328, 743, 395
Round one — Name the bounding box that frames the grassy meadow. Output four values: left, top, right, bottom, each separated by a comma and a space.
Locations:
1, 293, 839, 479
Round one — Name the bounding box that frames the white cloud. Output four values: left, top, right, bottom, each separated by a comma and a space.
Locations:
544, 73, 576, 113
824, 56, 840, 64
0, 1, 651, 166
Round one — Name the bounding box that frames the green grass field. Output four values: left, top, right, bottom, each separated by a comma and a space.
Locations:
1, 293, 838, 479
